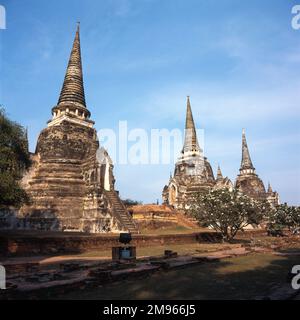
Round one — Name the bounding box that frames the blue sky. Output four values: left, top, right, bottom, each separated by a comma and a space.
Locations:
0, 0, 300, 204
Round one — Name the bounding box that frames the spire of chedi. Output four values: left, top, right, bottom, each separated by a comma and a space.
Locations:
216, 165, 223, 181
240, 128, 255, 174
267, 182, 273, 193
49, 23, 92, 127
182, 96, 201, 155
58, 22, 86, 108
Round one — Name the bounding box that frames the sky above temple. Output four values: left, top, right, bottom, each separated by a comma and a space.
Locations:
1, 0, 300, 205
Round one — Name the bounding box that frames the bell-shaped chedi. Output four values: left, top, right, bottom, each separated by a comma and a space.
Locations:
7, 25, 137, 233
235, 129, 280, 206
235, 129, 267, 201
162, 96, 215, 209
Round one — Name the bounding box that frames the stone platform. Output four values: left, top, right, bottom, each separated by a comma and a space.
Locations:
1, 245, 250, 300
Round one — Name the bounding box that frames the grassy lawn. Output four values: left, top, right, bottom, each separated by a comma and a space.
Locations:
57, 253, 300, 300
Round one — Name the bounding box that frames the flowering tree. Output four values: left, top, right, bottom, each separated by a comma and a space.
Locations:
267, 204, 300, 236
189, 188, 269, 242
0, 108, 31, 208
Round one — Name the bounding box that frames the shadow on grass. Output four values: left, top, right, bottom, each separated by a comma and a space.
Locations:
277, 247, 300, 254
56, 252, 300, 300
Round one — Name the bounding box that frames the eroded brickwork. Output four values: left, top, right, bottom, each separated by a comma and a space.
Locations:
0, 25, 137, 233
162, 99, 279, 209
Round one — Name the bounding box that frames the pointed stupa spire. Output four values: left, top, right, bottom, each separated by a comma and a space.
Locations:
182, 96, 200, 154
240, 128, 255, 173
216, 164, 223, 180
267, 182, 273, 193
57, 22, 86, 109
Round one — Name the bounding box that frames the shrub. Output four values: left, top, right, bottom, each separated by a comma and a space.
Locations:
189, 188, 269, 241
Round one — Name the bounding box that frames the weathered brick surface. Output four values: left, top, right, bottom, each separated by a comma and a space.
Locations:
0, 231, 222, 257
0, 26, 137, 234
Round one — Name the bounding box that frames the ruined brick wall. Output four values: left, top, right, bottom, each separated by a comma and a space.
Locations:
0, 231, 223, 257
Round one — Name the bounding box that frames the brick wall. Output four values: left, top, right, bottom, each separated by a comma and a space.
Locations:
0, 231, 222, 257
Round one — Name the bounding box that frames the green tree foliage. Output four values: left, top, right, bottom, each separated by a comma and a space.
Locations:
189, 188, 269, 241
267, 203, 300, 236
0, 108, 31, 207
122, 198, 143, 207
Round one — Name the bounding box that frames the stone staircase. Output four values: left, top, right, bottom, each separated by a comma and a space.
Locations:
176, 210, 199, 229
105, 190, 139, 234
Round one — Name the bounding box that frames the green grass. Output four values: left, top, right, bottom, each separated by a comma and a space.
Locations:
57, 253, 300, 300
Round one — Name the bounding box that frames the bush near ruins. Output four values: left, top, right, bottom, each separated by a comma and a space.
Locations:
266, 203, 300, 236
0, 108, 31, 208
122, 198, 143, 207
189, 188, 269, 242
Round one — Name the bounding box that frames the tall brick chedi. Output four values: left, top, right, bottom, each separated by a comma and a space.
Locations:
162, 97, 216, 209
16, 25, 137, 233
235, 129, 279, 206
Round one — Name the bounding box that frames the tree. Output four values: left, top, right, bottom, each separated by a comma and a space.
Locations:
0, 107, 31, 207
122, 198, 143, 207
266, 204, 300, 236
288, 206, 300, 234
189, 188, 269, 242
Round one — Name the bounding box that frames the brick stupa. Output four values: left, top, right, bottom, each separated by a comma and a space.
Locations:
14, 25, 138, 233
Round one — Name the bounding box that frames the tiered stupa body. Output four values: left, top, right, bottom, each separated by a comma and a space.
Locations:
162, 97, 215, 209
16, 25, 137, 233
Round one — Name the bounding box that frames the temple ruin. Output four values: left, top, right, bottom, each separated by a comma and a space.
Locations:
162, 97, 280, 208
0, 25, 137, 233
